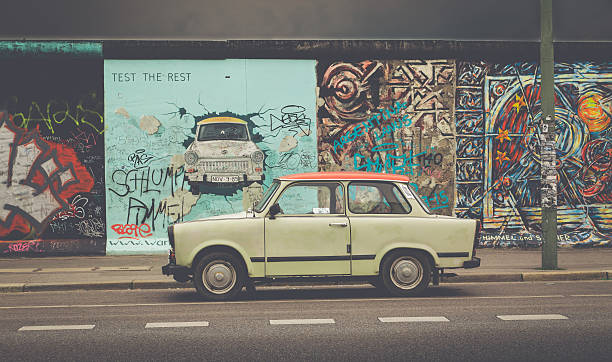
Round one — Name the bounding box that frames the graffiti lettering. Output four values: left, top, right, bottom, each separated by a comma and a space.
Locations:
269, 151, 315, 170
51, 195, 88, 221
125, 197, 188, 231
11, 100, 104, 135
75, 219, 105, 238
3, 241, 43, 254
109, 166, 186, 197
127, 149, 155, 167
372, 116, 412, 141
111, 223, 153, 240
108, 239, 169, 247
270, 105, 312, 137
421, 190, 450, 210
333, 101, 409, 154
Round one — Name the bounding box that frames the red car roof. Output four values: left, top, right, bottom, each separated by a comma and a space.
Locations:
278, 171, 411, 182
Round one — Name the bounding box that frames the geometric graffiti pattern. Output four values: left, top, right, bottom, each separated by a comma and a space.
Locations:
0, 111, 94, 240
317, 60, 456, 215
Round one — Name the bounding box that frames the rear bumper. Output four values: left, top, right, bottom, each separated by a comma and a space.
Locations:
463, 257, 481, 269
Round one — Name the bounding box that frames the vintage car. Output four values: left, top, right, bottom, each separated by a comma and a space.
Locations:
162, 171, 480, 300
183, 116, 264, 193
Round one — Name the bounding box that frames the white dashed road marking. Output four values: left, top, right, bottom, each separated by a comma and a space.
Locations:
497, 314, 568, 321
145, 321, 209, 328
270, 318, 335, 325
378, 316, 449, 323
18, 324, 95, 331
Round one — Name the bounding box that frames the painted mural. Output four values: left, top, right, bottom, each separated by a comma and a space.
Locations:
0, 56, 107, 255
104, 59, 317, 254
317, 60, 456, 215
0, 40, 609, 256
456, 61, 612, 247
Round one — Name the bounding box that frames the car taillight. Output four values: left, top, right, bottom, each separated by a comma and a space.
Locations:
168, 225, 175, 249
473, 220, 481, 256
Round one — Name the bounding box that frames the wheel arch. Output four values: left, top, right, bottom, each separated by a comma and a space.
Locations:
376, 244, 439, 273
189, 242, 252, 276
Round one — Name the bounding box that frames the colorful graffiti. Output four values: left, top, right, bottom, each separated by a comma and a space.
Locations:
0, 42, 609, 255
104, 59, 317, 254
0, 111, 93, 238
317, 60, 456, 215
456, 62, 612, 247
0, 56, 107, 255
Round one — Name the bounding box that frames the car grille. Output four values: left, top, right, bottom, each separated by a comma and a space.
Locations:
201, 160, 249, 173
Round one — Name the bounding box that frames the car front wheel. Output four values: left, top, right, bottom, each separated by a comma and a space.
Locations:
380, 251, 431, 297
193, 252, 245, 300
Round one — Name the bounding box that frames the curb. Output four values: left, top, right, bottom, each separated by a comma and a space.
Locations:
442, 272, 522, 283
0, 283, 25, 292
131, 279, 191, 290
522, 270, 607, 281
0, 271, 609, 293
24, 281, 132, 292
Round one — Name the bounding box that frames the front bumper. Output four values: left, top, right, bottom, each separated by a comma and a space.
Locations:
162, 263, 191, 276
463, 257, 481, 269
161, 250, 190, 276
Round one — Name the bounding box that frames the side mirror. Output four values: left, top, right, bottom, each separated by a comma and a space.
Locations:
269, 203, 281, 219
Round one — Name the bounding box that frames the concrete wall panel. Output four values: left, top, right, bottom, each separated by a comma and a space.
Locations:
104, 59, 317, 254
0, 48, 106, 255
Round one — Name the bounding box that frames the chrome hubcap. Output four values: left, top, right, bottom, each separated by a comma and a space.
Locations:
203, 261, 236, 294
390, 257, 423, 290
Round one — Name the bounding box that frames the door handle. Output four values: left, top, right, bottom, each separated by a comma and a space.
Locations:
329, 222, 348, 227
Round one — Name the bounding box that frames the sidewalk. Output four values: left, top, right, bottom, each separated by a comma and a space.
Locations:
1, 249, 611, 293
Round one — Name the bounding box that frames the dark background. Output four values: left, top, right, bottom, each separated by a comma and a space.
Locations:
1, 0, 610, 41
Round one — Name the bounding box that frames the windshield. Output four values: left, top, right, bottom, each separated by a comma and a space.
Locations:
198, 123, 248, 141
254, 181, 280, 212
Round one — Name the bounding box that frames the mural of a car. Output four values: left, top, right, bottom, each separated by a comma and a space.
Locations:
184, 117, 264, 193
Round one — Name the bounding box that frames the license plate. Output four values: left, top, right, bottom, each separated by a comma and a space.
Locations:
210, 175, 241, 183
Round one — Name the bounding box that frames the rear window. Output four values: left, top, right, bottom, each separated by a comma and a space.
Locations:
348, 182, 411, 214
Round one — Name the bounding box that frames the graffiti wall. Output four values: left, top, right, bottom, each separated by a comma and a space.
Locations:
104, 59, 317, 254
455, 61, 611, 247
0, 54, 107, 255
317, 60, 456, 215
0, 40, 609, 255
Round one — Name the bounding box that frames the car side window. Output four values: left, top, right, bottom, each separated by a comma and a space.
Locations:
348, 182, 411, 214
392, 185, 412, 214
275, 183, 345, 215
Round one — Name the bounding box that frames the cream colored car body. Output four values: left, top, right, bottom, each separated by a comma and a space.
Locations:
171, 174, 479, 279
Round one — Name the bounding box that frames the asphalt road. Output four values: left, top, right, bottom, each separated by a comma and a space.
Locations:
1, 281, 611, 361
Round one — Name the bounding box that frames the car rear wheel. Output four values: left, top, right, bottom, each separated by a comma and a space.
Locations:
380, 251, 431, 297
193, 252, 245, 300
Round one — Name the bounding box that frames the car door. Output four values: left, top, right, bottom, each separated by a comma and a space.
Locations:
346, 181, 415, 276
264, 181, 350, 276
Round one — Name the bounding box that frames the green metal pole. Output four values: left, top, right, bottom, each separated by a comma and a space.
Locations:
540, 0, 558, 269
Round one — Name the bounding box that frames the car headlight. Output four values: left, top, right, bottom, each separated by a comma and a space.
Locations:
251, 151, 264, 163
184, 151, 199, 165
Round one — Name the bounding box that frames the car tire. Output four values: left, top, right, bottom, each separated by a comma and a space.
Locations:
173, 273, 191, 283
193, 252, 245, 300
380, 251, 431, 297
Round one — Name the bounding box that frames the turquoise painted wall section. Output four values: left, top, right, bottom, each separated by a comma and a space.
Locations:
0, 41, 102, 58
104, 59, 317, 254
